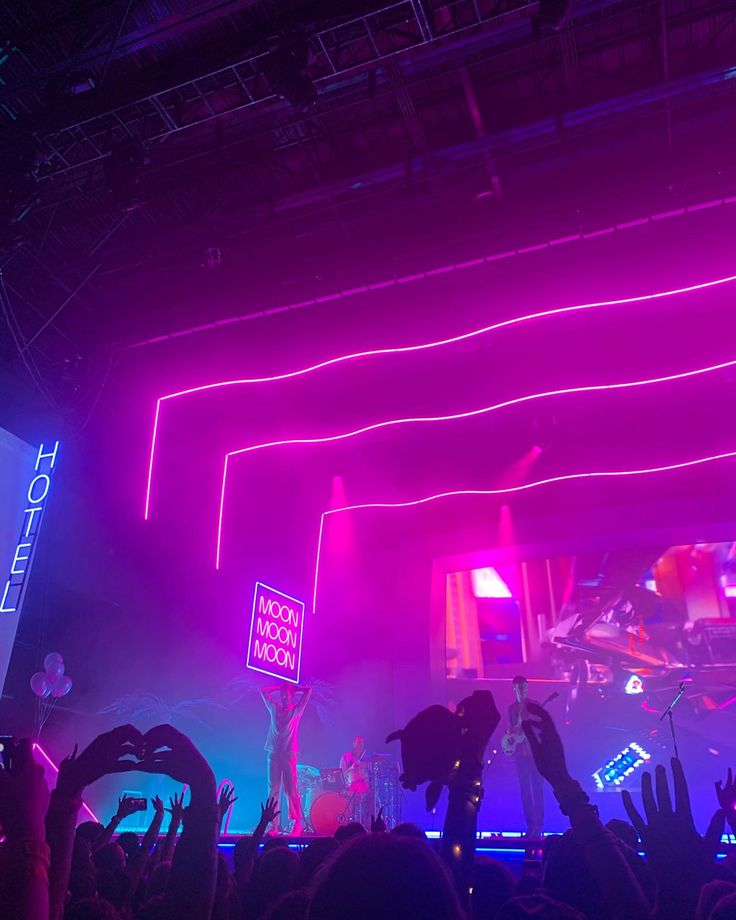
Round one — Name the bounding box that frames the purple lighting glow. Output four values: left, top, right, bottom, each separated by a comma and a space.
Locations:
215, 356, 736, 568
311, 449, 736, 612
144, 272, 736, 521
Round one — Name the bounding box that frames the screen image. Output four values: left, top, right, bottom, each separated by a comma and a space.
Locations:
446, 542, 736, 682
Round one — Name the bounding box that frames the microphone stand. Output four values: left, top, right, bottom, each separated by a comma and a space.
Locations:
659, 682, 686, 761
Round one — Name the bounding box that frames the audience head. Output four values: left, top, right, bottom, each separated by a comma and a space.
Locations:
76, 821, 104, 846
263, 835, 292, 854
308, 832, 465, 920
116, 830, 140, 860
92, 843, 126, 874
391, 822, 427, 839
334, 821, 367, 843
543, 832, 608, 919
471, 855, 517, 920
298, 836, 340, 886
255, 844, 301, 908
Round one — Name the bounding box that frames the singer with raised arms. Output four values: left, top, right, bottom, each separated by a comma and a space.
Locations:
261, 682, 312, 835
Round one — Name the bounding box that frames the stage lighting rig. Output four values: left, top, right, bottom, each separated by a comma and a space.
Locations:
592, 741, 651, 791
262, 32, 317, 112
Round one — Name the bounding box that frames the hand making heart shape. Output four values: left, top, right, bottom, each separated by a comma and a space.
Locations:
140, 724, 215, 796
55, 723, 215, 801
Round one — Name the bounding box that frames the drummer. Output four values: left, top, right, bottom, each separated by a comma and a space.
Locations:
340, 735, 373, 826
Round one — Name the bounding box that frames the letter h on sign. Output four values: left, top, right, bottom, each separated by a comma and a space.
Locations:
246, 582, 305, 684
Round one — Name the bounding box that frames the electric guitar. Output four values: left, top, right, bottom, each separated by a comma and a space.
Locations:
501, 691, 559, 756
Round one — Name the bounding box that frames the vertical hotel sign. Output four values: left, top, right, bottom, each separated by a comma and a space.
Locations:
246, 582, 304, 684
1, 441, 59, 614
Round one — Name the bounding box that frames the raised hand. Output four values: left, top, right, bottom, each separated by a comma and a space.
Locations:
218, 784, 238, 824
166, 790, 186, 824
370, 806, 386, 833
141, 725, 215, 798
152, 795, 165, 816
0, 738, 50, 840
715, 767, 736, 832
520, 702, 571, 788
622, 758, 718, 918
260, 796, 280, 826
116, 794, 141, 820
56, 725, 144, 798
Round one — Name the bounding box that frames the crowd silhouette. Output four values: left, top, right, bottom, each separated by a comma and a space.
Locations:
0, 696, 734, 920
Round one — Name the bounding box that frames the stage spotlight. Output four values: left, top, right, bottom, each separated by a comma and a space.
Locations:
624, 674, 644, 695
263, 33, 317, 111
592, 741, 651, 791
536, 0, 575, 32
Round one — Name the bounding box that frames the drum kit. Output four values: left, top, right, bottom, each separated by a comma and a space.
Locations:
297, 754, 401, 835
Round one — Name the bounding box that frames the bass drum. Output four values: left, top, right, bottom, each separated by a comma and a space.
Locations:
309, 792, 351, 836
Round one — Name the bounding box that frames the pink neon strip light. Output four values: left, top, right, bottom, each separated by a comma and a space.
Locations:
33, 742, 99, 823
311, 449, 736, 612
144, 271, 736, 520
215, 355, 736, 568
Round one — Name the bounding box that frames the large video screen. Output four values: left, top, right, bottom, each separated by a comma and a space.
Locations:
446, 542, 736, 681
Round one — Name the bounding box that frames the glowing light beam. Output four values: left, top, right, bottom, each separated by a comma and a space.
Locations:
311, 449, 736, 612
33, 742, 99, 822
215, 355, 736, 567
143, 271, 736, 520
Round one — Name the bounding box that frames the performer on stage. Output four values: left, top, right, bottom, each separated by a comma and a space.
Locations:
508, 675, 544, 837
261, 682, 311, 835
340, 735, 373, 826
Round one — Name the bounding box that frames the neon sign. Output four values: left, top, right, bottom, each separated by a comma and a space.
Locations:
246, 582, 304, 684
144, 270, 736, 520
214, 355, 736, 567
1, 442, 59, 613
311, 449, 736, 612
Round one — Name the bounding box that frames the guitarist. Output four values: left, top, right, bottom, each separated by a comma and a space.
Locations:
508, 675, 544, 838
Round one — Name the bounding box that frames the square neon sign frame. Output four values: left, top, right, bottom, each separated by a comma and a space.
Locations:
246, 582, 304, 684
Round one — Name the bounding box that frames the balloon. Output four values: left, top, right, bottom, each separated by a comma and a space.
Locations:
43, 652, 64, 672
30, 672, 50, 698
45, 660, 64, 683
51, 675, 72, 698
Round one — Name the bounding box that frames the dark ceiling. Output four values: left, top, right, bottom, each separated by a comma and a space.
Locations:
2, 0, 736, 417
